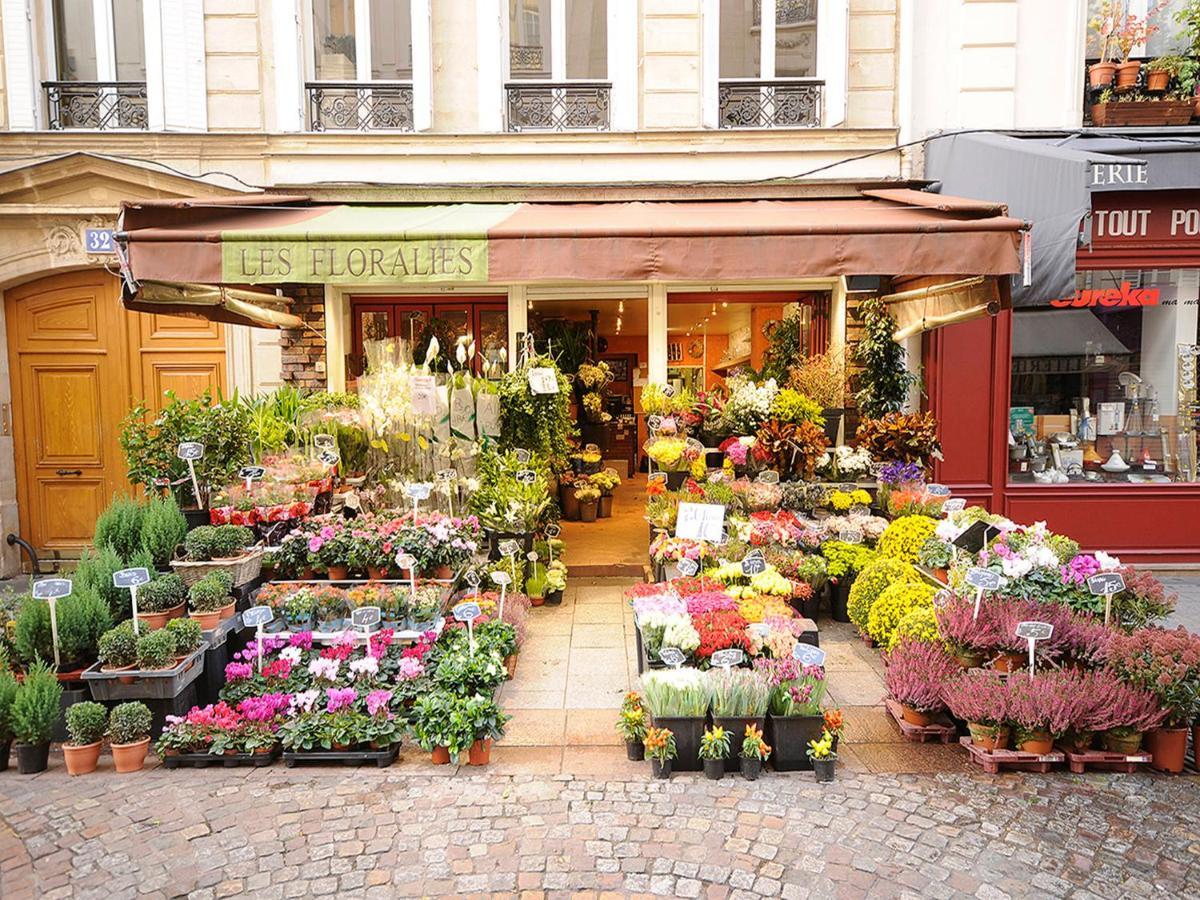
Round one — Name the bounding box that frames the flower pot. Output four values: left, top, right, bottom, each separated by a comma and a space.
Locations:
468, 738, 492, 766
1060, 729, 1096, 754
1147, 69, 1171, 92
326, 564, 350, 581
367, 566, 389, 580
597, 495, 614, 518
579, 500, 598, 523
433, 565, 453, 580
545, 589, 564, 606
1101, 727, 1143, 755
0, 740, 10, 772
1016, 728, 1054, 755
301, 566, 316, 580
702, 758, 724, 780
1088, 60, 1117, 88
111, 737, 150, 773
740, 757, 763, 781
900, 705, 933, 727
137, 601, 186, 631
932, 567, 948, 584
989, 652, 1025, 673
191, 608, 223, 630
952, 648, 984, 669
765, 714, 825, 771
650, 758, 672, 779
830, 579, 851, 623
714, 715, 766, 772
63, 741, 102, 776
529, 594, 546, 607
821, 408, 844, 446
626, 740, 645, 761
967, 722, 1010, 751
665, 471, 687, 490
504, 653, 518, 680
431, 746, 451, 765
1147, 726, 1188, 773
561, 488, 580, 521
812, 757, 836, 783
799, 589, 822, 621
183, 507, 211, 532
652, 716, 705, 771
1115, 60, 1141, 89
15, 741, 49, 774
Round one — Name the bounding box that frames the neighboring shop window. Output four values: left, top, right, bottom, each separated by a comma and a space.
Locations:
1008, 269, 1200, 485
349, 300, 507, 379
46, 0, 148, 130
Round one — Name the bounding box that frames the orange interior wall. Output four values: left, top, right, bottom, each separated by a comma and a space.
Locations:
750, 305, 783, 370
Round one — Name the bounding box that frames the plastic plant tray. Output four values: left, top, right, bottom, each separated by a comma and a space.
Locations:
282, 745, 399, 768
162, 746, 282, 768
81, 644, 208, 701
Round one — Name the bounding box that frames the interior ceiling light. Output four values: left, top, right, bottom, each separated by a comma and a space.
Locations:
711, 303, 717, 315
618, 300, 625, 313
722, 301, 728, 308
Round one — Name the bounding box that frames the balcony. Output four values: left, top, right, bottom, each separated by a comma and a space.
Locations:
505, 82, 611, 132
306, 82, 414, 132
718, 79, 823, 128
753, 0, 817, 26
43, 81, 148, 130
1083, 57, 1200, 127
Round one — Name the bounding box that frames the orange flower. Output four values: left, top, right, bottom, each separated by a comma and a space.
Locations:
646, 480, 667, 497
823, 708, 845, 735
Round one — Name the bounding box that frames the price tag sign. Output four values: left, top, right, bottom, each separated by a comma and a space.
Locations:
464, 570, 481, 588
242, 605, 274, 627
756, 470, 780, 485
966, 568, 1002, 592
658, 647, 686, 668
499, 539, 520, 558
544, 523, 561, 539
926, 483, 951, 496
112, 567, 150, 589
675, 502, 726, 542
1015, 621, 1054, 675
1088, 572, 1127, 625
313, 434, 336, 449
710, 648, 744, 669
528, 367, 559, 394
676, 557, 699, 577
750, 623, 771, 640
490, 571, 512, 586
741, 552, 767, 576
352, 606, 381, 628
436, 468, 456, 482
661, 384, 676, 398
838, 527, 864, 545
584, 443, 600, 454
410, 374, 438, 415
942, 498, 966, 514
515, 469, 537, 484
239, 465, 265, 481
839, 483, 857, 494
395, 552, 417, 571
648, 472, 668, 485
453, 602, 482, 622
849, 504, 871, 519
319, 449, 340, 467
515, 448, 532, 465
647, 415, 663, 433
176, 442, 205, 461
33, 578, 72, 600
793, 643, 827, 667
406, 482, 433, 501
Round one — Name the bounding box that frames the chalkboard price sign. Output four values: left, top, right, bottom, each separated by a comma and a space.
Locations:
499, 539, 520, 557
1087, 572, 1126, 596
756, 470, 780, 484
515, 469, 537, 484
658, 647, 686, 668
741, 553, 767, 576
242, 606, 274, 627
436, 469, 456, 481
1015, 621, 1053, 641
176, 441, 204, 461
676, 557, 699, 577
793, 643, 827, 667
544, 523, 561, 539
239, 465, 266, 481
515, 448, 532, 465
112, 567, 151, 589
464, 570, 481, 588
352, 606, 382, 628
32, 578, 72, 600
926, 483, 951, 496
966, 567, 1002, 591
710, 648, 745, 668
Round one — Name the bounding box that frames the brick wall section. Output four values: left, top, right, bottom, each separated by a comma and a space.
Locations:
279, 284, 327, 389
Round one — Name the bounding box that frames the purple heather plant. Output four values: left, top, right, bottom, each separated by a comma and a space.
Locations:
877, 461, 924, 485
1005, 671, 1085, 737
884, 639, 959, 713
943, 671, 1009, 726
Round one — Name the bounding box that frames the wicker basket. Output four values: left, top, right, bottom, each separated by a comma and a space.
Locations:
170, 547, 264, 588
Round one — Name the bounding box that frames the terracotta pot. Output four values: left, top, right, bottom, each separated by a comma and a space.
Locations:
1060, 729, 1096, 754
136, 601, 185, 631
579, 500, 598, 523
1148, 726, 1188, 773
989, 652, 1025, 673
191, 608, 222, 630
301, 566, 316, 579
953, 649, 984, 669
1115, 60, 1141, 89
431, 746, 451, 765
326, 564, 350, 581
932, 567, 948, 584
468, 738, 492, 766
967, 722, 1010, 751
111, 737, 150, 773
529, 594, 545, 607
433, 565, 454, 580
101, 663, 138, 685
1146, 69, 1171, 91
504, 653, 518, 679
900, 704, 933, 727
367, 566, 389, 580
1101, 728, 1144, 755
1088, 60, 1117, 88
1016, 729, 1054, 755
1193, 92, 1200, 119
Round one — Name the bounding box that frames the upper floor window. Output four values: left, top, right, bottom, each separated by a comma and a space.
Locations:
505, 0, 611, 131
1085, 0, 1193, 58
46, 0, 148, 130
717, 0, 822, 128
307, 0, 418, 131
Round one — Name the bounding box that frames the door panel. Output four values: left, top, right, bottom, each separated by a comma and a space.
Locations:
142, 354, 226, 409
26, 364, 105, 463
34, 478, 107, 549
133, 309, 226, 412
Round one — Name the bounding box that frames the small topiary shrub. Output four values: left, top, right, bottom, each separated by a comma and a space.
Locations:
98, 622, 138, 669
108, 701, 152, 745
135, 629, 176, 670
141, 494, 187, 567
188, 571, 233, 613
138, 575, 187, 613
65, 701, 108, 747
164, 617, 202, 656
94, 495, 146, 561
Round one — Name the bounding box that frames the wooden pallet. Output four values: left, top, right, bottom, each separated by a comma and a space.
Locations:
1060, 747, 1151, 774
960, 736, 1064, 774
884, 700, 957, 744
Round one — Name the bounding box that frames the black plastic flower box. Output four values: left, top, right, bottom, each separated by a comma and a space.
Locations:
162, 746, 282, 768
282, 745, 400, 768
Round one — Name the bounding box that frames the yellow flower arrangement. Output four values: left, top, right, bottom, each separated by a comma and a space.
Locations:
867, 581, 936, 646
887, 605, 940, 651
749, 569, 792, 597
690, 457, 708, 480
646, 437, 691, 472
737, 594, 795, 623
876, 515, 939, 564
846, 558, 921, 632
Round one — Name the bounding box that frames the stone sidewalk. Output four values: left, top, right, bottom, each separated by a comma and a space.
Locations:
2, 763, 1199, 899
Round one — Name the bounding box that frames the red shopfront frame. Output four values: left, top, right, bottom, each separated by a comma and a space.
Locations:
925, 190, 1200, 563
348, 296, 507, 378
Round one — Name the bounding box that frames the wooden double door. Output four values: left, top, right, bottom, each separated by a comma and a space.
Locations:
5, 270, 227, 557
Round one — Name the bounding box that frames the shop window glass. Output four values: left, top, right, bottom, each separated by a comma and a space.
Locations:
719, 0, 760, 78
509, 0, 552, 79
566, 0, 607, 80
113, 0, 146, 81
1008, 269, 1200, 485
775, 0, 818, 78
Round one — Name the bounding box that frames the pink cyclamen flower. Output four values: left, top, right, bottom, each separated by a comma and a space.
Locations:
396, 657, 424, 681
325, 687, 357, 713
224, 661, 253, 681
366, 690, 392, 717
290, 632, 313, 649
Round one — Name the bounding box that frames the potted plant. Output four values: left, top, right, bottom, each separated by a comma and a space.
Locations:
1093, 675, 1167, 754
643, 726, 676, 779
0, 670, 16, 771
740, 723, 771, 781
108, 701, 153, 772
411, 690, 468, 764
1112, 1, 1166, 89
140, 494, 188, 570
640, 669, 712, 771
12, 589, 112, 674
944, 670, 1011, 751
174, 524, 261, 587
464, 693, 509, 766
709, 668, 770, 772
1006, 671, 1076, 755
1088, 1, 1120, 86
98, 621, 138, 681
544, 559, 568, 606
11, 660, 62, 774
755, 657, 826, 770
559, 471, 580, 521
1147, 54, 1187, 90
135, 574, 188, 630
525, 564, 548, 608
136, 628, 177, 671
165, 617, 203, 661
590, 469, 621, 518
314, 586, 348, 632
63, 701, 108, 775
788, 352, 846, 444
409, 583, 445, 632
188, 570, 236, 630
807, 729, 837, 783
617, 701, 649, 761
574, 483, 600, 523
883, 639, 960, 726
699, 726, 730, 781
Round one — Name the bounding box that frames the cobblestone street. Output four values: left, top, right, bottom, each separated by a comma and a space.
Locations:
3, 763, 1200, 899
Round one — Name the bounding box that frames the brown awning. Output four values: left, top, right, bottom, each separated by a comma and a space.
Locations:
123, 279, 304, 329
882, 276, 1009, 341
116, 191, 1026, 288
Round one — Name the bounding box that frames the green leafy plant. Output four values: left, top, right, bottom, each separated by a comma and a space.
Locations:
189, 572, 233, 613
135, 628, 177, 670
853, 296, 920, 418
615, 706, 648, 743
65, 701, 108, 746
13, 589, 112, 669
740, 724, 771, 761
138, 575, 187, 613
94, 495, 146, 561
184, 525, 253, 561
98, 622, 138, 669
108, 701, 152, 745
498, 354, 576, 466
10, 660, 62, 745
164, 617, 203, 656
0, 670, 19, 741
140, 494, 188, 567
770, 388, 825, 427
75, 544, 154, 622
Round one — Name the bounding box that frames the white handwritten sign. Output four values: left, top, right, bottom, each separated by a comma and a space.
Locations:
942, 498, 966, 514
515, 469, 537, 484
675, 502, 726, 542
528, 368, 559, 394
406, 482, 432, 501
659, 647, 686, 668
676, 557, 699, 577
410, 375, 438, 415
711, 648, 744, 669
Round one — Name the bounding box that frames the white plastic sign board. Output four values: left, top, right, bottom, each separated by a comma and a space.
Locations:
499, 540, 520, 557
352, 606, 381, 628
410, 375, 438, 415
849, 504, 871, 519
32, 578, 72, 600
942, 498, 966, 514
515, 449, 532, 465
710, 648, 744, 669
239, 465, 265, 480
793, 643, 827, 667
675, 502, 726, 542
1087, 572, 1126, 596
395, 552, 417, 570
648, 472, 667, 484
436, 469, 456, 481
741, 553, 767, 576
406, 482, 432, 501
528, 368, 559, 394
453, 602, 482, 622
516, 469, 537, 484
750, 623, 771, 640
838, 527, 864, 545
676, 557, 699, 577
966, 568, 1002, 591
659, 647, 686, 668
490, 571, 512, 586
661, 384, 675, 397
544, 523, 561, 538
926, 483, 951, 496
242, 606, 274, 627
647, 415, 663, 433
176, 442, 204, 460
112, 568, 151, 589
319, 449, 340, 467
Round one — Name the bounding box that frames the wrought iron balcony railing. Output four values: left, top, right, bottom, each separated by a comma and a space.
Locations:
753, 0, 818, 26
509, 43, 547, 76
505, 81, 611, 132
44, 81, 148, 130
307, 81, 415, 131
718, 78, 823, 128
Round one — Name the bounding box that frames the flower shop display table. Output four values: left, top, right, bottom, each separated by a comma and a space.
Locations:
960, 736, 1064, 774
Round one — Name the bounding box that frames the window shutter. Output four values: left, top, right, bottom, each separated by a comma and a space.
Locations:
160, 0, 208, 131
272, 0, 303, 131
2, 0, 37, 129
412, 0, 432, 131
817, 0, 848, 127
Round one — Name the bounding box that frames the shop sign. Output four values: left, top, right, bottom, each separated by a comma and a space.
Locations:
1088, 162, 1148, 188
221, 238, 488, 284
1050, 282, 1160, 309
1082, 191, 1200, 268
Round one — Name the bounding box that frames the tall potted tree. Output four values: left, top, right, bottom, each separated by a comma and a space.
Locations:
12, 660, 62, 774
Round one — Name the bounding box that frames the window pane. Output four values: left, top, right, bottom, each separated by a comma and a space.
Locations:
510, 0, 552, 79
566, 0, 606, 79
1147, 0, 1192, 56
314, 0, 358, 80
53, 0, 98, 81
370, 0, 412, 79
775, 0, 817, 77
720, 0, 760, 78
113, 0, 146, 81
